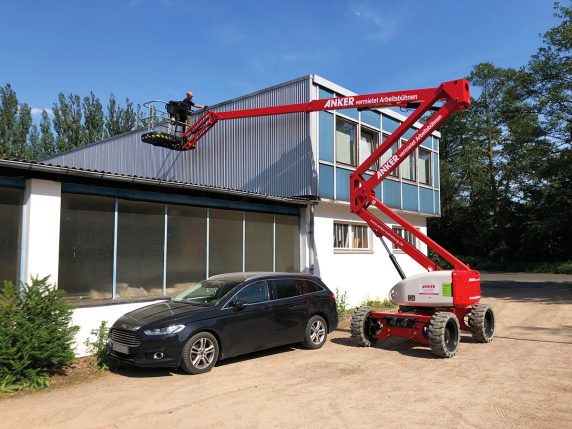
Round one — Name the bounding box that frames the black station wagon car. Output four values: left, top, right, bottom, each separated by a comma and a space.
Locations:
109, 272, 338, 374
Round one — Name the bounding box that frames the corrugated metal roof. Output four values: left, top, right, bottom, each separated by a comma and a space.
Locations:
44, 76, 314, 199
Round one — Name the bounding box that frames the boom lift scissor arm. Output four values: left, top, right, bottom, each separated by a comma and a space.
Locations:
145, 79, 472, 275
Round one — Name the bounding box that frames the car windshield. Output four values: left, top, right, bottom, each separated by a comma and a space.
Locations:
172, 279, 241, 305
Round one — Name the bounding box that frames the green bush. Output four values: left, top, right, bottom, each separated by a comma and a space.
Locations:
0, 276, 78, 394
84, 321, 118, 371
362, 298, 394, 309
335, 288, 349, 316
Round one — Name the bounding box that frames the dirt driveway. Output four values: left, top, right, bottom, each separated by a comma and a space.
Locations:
1, 273, 571, 429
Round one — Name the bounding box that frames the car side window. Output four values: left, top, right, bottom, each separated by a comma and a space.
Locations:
272, 279, 300, 300
297, 279, 324, 295
234, 281, 269, 304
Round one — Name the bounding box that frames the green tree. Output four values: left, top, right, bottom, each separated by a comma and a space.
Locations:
0, 84, 18, 157
40, 109, 56, 158
105, 93, 121, 137
82, 92, 104, 145
52, 93, 83, 152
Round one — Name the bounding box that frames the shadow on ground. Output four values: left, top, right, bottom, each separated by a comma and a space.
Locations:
114, 344, 299, 378
482, 280, 572, 304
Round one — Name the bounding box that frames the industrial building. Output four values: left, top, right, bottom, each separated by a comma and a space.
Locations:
0, 75, 441, 354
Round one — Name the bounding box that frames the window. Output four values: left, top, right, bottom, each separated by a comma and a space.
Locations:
166, 205, 207, 294
117, 199, 165, 298
245, 212, 273, 272
380, 133, 399, 177
334, 222, 370, 251
359, 127, 378, 167
333, 223, 349, 248
209, 209, 243, 276
59, 193, 115, 301
401, 140, 416, 181
392, 226, 417, 250
272, 279, 299, 299
275, 215, 300, 272
0, 187, 22, 285
336, 118, 356, 166
297, 279, 324, 295
235, 281, 269, 304
418, 148, 432, 185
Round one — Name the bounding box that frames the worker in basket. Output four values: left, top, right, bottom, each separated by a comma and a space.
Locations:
167, 91, 207, 133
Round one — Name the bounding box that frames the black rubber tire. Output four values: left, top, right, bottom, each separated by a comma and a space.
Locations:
180, 332, 219, 375
302, 315, 328, 349
469, 303, 495, 343
428, 312, 461, 358
350, 306, 380, 347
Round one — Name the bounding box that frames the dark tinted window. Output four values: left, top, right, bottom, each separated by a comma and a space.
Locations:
273, 279, 299, 299
297, 279, 324, 295
235, 281, 269, 304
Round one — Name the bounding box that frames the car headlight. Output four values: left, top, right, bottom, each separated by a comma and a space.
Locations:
143, 324, 185, 336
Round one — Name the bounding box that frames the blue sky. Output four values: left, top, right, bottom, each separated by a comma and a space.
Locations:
0, 0, 560, 118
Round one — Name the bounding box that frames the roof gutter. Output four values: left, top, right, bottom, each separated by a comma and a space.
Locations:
0, 159, 313, 206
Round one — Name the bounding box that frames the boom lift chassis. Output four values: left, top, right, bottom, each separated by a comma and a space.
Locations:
142, 79, 495, 358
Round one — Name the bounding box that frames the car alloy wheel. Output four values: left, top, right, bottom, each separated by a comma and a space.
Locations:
181, 331, 220, 374
190, 337, 216, 369
302, 315, 328, 349
310, 319, 326, 345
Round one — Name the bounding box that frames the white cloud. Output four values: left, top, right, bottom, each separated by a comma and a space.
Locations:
351, 2, 400, 43
31, 107, 53, 116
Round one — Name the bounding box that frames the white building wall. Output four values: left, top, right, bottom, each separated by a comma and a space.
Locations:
313, 201, 428, 306
20, 179, 62, 284
72, 300, 165, 356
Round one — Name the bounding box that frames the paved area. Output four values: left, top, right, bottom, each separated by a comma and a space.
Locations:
1, 273, 571, 428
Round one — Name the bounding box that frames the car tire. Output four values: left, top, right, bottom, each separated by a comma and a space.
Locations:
180, 332, 219, 374
302, 315, 328, 349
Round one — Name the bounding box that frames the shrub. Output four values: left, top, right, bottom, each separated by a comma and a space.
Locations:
362, 298, 394, 309
335, 288, 349, 316
84, 321, 118, 371
0, 276, 78, 394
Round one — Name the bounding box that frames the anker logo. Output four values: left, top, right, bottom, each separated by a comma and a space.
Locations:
421, 284, 436, 289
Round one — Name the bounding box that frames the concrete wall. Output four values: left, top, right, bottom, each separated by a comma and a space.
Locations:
72, 300, 165, 356
20, 179, 61, 284
313, 201, 427, 306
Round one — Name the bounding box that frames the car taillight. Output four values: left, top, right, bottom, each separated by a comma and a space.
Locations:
329, 293, 336, 302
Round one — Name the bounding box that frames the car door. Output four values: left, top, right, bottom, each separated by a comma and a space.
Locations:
269, 278, 310, 345
219, 281, 274, 357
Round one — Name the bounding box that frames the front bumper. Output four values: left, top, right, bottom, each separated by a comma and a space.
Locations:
108, 330, 184, 368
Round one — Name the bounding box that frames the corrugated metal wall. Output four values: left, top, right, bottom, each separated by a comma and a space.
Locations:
45, 76, 315, 198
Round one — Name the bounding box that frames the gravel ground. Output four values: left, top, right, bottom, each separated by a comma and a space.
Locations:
1, 272, 571, 429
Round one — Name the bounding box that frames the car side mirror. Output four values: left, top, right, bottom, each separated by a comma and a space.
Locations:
232, 299, 247, 311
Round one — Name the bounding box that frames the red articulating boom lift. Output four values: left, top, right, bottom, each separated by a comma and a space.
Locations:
141, 79, 495, 358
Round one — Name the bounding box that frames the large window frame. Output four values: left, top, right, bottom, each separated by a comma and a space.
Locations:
381, 133, 399, 178
58, 193, 301, 303
333, 221, 372, 253
418, 147, 432, 186
391, 226, 418, 251
335, 117, 357, 167
359, 126, 379, 170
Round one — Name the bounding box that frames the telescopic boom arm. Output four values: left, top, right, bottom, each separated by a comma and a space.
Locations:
153, 79, 472, 274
